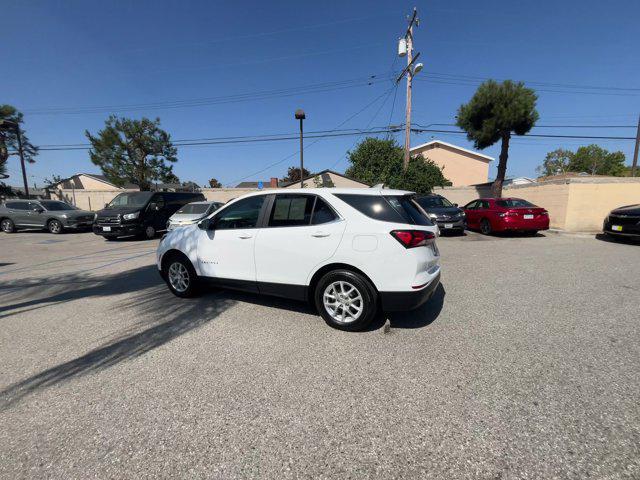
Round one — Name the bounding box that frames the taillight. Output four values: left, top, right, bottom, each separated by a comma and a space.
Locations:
390, 230, 435, 248
541, 211, 549, 216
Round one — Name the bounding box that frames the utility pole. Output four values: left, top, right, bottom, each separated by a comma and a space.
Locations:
295, 109, 306, 188
396, 8, 422, 171
631, 113, 640, 177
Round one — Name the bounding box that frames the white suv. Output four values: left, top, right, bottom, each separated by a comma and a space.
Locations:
157, 188, 441, 331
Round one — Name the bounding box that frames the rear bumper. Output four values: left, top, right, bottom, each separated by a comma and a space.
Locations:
379, 271, 441, 311
496, 218, 549, 231
93, 223, 143, 238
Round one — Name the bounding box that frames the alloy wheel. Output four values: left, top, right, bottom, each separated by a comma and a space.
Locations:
49, 220, 62, 234
1, 219, 13, 232
323, 280, 364, 324
168, 262, 190, 293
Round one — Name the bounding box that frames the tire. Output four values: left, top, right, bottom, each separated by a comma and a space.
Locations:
143, 225, 156, 240
480, 218, 492, 235
47, 219, 63, 234
1, 218, 15, 233
314, 269, 377, 331
163, 254, 199, 298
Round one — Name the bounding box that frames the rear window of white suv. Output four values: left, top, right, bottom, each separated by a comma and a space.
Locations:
335, 194, 433, 226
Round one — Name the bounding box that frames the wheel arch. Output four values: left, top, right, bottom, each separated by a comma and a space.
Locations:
160, 248, 194, 273
307, 262, 378, 303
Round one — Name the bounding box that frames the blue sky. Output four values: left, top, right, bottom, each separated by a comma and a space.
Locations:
2, 0, 639, 187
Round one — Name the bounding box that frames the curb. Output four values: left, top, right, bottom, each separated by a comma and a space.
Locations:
546, 229, 599, 238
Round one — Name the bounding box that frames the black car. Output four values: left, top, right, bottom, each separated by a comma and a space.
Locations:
603, 204, 640, 240
415, 194, 466, 233
94, 191, 205, 240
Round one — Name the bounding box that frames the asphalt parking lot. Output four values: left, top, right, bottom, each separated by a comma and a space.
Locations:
1, 230, 639, 479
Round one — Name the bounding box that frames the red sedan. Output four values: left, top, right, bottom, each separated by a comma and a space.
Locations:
463, 198, 550, 235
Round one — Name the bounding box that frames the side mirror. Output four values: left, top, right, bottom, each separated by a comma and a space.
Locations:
198, 218, 213, 230
453, 203, 458, 207
33, 207, 44, 213
148, 202, 159, 211
104, 203, 109, 209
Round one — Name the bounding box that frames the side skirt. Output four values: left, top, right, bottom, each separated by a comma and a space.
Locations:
200, 276, 307, 301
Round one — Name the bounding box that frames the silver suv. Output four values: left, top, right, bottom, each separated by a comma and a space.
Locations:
0, 199, 95, 234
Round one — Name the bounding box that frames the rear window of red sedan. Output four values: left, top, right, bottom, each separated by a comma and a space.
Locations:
496, 199, 536, 208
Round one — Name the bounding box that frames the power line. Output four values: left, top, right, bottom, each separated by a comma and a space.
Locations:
28, 122, 640, 150
23, 74, 393, 115
411, 127, 636, 140
420, 71, 640, 92
26, 127, 634, 155
224, 87, 396, 186
413, 122, 637, 129
414, 75, 640, 97
328, 86, 397, 170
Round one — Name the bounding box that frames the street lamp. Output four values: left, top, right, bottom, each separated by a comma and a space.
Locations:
0, 119, 29, 197
295, 109, 306, 188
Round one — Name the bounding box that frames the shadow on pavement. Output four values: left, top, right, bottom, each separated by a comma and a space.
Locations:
386, 283, 446, 329
595, 233, 640, 245
0, 266, 236, 408
0, 265, 159, 318
0, 264, 445, 407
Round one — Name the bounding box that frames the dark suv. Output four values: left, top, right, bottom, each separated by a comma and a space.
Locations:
0, 199, 94, 234
93, 191, 205, 240
415, 194, 466, 233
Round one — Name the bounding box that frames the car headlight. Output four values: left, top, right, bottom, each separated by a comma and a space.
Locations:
122, 211, 140, 220
428, 213, 438, 219
60, 214, 68, 218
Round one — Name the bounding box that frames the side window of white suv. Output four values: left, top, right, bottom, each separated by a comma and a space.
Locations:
268, 194, 314, 227
215, 195, 265, 230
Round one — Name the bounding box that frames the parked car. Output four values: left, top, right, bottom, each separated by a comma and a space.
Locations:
0, 199, 95, 234
415, 194, 466, 233
603, 204, 640, 240
156, 188, 441, 331
463, 198, 549, 235
94, 191, 205, 240
167, 201, 224, 231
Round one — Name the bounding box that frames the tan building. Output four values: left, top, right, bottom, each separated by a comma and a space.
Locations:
48, 173, 139, 190
410, 140, 493, 187
281, 169, 370, 189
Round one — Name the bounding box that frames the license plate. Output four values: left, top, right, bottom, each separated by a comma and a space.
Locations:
612, 225, 623, 232
444, 223, 453, 229
523, 214, 534, 219
102, 226, 111, 232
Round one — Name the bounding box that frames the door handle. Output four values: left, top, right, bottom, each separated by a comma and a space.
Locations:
311, 232, 330, 238
238, 233, 253, 239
